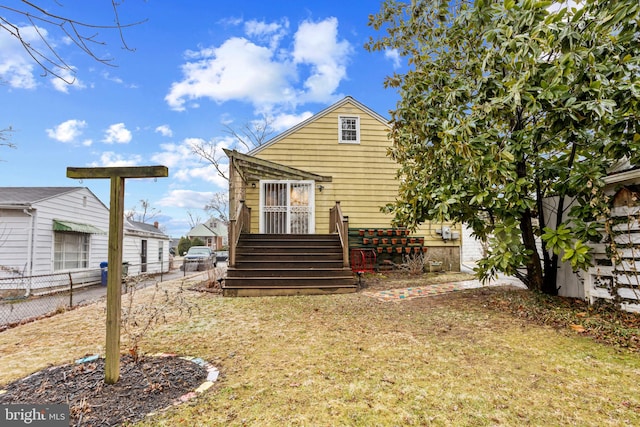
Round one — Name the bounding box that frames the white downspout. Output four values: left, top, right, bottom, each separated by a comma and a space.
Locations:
23, 207, 35, 296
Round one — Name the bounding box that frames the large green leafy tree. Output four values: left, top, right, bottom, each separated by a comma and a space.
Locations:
367, 0, 640, 294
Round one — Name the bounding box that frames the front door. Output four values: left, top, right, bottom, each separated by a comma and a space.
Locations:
141, 239, 147, 273
260, 180, 314, 234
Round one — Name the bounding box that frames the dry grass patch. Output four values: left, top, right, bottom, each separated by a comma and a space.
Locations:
2, 275, 640, 426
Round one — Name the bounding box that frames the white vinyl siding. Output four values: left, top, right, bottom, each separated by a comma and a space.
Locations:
54, 232, 89, 270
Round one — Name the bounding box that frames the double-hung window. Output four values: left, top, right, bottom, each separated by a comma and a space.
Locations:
339, 116, 360, 144
54, 232, 89, 270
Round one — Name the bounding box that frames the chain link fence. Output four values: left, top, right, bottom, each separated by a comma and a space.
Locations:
0, 261, 178, 331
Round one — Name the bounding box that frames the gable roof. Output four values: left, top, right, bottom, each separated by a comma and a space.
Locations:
187, 223, 218, 238
0, 187, 108, 210
0, 187, 84, 206
249, 96, 391, 156
125, 220, 169, 238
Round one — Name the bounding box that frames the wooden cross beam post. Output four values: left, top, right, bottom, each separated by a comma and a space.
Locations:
67, 166, 168, 384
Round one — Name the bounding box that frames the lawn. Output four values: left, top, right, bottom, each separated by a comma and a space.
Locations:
2, 272, 640, 426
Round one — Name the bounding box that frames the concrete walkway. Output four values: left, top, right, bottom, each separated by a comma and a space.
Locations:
362, 276, 526, 302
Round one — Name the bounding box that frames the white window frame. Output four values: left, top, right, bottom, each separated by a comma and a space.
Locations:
54, 232, 90, 271
339, 115, 360, 144
259, 180, 315, 234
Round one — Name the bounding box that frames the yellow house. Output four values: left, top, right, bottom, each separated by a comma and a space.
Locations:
224, 96, 461, 296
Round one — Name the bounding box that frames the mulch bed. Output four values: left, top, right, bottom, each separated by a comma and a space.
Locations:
0, 354, 208, 426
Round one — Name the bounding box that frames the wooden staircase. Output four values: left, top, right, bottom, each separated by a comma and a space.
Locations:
223, 233, 357, 297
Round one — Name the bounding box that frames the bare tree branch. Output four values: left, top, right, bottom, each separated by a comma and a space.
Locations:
190, 116, 276, 183
186, 210, 203, 229
0, 1, 146, 84
126, 199, 160, 223
204, 192, 229, 224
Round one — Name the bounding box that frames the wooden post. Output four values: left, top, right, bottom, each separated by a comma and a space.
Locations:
67, 166, 168, 384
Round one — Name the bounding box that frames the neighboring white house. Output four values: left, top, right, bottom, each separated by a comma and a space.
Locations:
0, 187, 109, 291
123, 219, 171, 276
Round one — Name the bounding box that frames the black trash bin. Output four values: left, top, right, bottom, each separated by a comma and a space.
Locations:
100, 262, 108, 286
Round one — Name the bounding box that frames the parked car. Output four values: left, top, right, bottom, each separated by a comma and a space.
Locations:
216, 250, 229, 263
183, 246, 216, 271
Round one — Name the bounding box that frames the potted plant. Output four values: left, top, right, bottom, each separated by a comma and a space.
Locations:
377, 229, 385, 236
368, 229, 375, 236
381, 238, 389, 244
409, 237, 417, 244
405, 247, 411, 254
372, 238, 379, 245
396, 247, 403, 254
418, 237, 424, 244
377, 246, 383, 254
395, 229, 403, 236
401, 237, 408, 245
358, 229, 365, 236
386, 229, 393, 236
386, 246, 393, 254
363, 238, 370, 244
391, 238, 398, 245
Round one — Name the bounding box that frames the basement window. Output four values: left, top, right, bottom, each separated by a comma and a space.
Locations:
339, 116, 360, 144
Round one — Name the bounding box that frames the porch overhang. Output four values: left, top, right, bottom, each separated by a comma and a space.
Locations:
224, 149, 332, 183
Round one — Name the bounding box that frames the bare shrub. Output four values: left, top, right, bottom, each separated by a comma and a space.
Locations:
398, 252, 430, 275
120, 275, 198, 361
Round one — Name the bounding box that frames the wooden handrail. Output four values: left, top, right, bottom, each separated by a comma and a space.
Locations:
229, 200, 251, 267
330, 201, 349, 268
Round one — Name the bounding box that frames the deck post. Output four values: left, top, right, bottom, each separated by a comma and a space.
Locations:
67, 166, 168, 384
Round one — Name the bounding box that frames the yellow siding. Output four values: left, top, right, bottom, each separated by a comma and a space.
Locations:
251, 100, 460, 247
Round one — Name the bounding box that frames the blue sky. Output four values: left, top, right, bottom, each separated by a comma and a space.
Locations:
0, 0, 403, 238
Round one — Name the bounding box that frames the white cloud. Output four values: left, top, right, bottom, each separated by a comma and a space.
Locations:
157, 189, 216, 209
48, 64, 85, 93
165, 17, 352, 113
46, 119, 87, 143
103, 123, 132, 144
90, 151, 142, 167
245, 19, 289, 49
292, 17, 352, 103
270, 111, 313, 132
547, 0, 581, 13
155, 125, 173, 137
150, 142, 194, 168
165, 37, 294, 112
0, 24, 42, 89
150, 137, 232, 189
385, 49, 401, 69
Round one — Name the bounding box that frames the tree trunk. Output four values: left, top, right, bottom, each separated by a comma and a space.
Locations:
519, 208, 546, 292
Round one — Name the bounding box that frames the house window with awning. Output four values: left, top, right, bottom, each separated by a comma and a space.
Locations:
54, 232, 90, 270
52, 219, 104, 271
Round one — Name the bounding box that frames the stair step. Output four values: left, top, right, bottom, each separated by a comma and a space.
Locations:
224, 277, 356, 287
225, 233, 354, 297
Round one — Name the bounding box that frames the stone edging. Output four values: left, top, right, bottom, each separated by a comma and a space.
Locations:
74, 353, 220, 409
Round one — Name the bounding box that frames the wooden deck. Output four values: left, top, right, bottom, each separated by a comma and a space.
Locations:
223, 233, 357, 297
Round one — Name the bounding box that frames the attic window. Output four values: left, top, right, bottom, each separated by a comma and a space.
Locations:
339, 116, 360, 144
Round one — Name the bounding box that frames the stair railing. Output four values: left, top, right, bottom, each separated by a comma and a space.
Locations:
229, 200, 251, 267
329, 201, 349, 268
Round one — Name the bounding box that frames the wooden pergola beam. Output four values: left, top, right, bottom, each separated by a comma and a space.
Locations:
67, 166, 168, 179
67, 165, 168, 384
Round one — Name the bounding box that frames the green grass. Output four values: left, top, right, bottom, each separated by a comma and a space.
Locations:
2, 275, 640, 426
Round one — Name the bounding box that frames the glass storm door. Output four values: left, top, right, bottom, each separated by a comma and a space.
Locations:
260, 180, 314, 234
